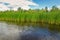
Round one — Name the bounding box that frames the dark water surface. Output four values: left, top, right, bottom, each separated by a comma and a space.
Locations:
0, 22, 60, 40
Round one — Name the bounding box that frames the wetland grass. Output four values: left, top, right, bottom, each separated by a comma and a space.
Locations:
0, 6, 60, 26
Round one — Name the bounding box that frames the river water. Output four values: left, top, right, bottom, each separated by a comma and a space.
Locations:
0, 22, 60, 40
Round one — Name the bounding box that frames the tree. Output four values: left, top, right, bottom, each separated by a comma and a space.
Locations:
51, 5, 59, 11
18, 7, 21, 11
45, 6, 48, 12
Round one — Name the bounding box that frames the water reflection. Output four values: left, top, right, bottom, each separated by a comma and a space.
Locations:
0, 22, 20, 40
20, 27, 60, 40
0, 22, 60, 40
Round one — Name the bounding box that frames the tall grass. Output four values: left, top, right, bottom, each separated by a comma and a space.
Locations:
0, 6, 60, 25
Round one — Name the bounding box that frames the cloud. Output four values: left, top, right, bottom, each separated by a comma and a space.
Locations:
0, 0, 38, 11
57, 6, 60, 9
0, 4, 10, 11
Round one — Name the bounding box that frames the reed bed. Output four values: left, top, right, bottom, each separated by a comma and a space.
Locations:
0, 7, 60, 25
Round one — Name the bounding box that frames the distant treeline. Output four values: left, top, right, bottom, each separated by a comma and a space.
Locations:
0, 6, 60, 25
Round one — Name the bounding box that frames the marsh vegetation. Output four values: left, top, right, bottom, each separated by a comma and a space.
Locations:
0, 6, 60, 32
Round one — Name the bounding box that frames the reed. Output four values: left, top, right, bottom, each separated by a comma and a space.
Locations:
0, 6, 60, 25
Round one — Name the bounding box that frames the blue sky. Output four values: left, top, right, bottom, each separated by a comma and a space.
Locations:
0, 0, 60, 11
31, 0, 60, 9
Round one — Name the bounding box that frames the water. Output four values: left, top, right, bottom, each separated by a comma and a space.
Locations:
0, 22, 60, 40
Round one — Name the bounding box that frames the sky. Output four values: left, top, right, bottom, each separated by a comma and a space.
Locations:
32, 0, 60, 9
0, 0, 60, 11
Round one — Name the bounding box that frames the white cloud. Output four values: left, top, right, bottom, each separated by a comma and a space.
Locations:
0, 0, 38, 11
0, 4, 10, 11
57, 6, 60, 9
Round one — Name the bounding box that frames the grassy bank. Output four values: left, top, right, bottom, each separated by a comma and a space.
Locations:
0, 6, 60, 25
